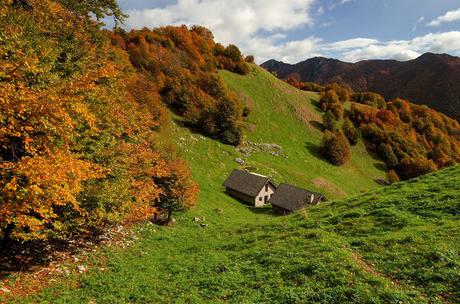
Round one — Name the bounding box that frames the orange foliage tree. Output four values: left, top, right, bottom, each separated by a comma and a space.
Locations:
0, 0, 198, 241
112, 25, 249, 145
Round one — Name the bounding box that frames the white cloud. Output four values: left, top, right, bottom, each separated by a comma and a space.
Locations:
412, 16, 424, 32
324, 38, 379, 51
123, 1, 460, 64
317, 6, 324, 15
342, 44, 420, 62
335, 31, 460, 62
427, 8, 460, 26
240, 35, 321, 64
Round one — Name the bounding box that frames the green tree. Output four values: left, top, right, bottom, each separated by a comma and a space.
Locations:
58, 0, 126, 24
323, 111, 339, 131
342, 118, 360, 145
379, 143, 399, 168
216, 96, 243, 145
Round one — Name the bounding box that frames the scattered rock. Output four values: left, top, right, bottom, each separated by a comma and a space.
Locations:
98, 234, 110, 241
237, 142, 284, 157
200, 223, 208, 228
77, 265, 86, 273
215, 208, 224, 215
375, 178, 389, 185
236, 158, 245, 165
193, 217, 201, 222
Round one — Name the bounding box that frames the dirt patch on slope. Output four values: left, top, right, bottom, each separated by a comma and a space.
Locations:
311, 177, 347, 198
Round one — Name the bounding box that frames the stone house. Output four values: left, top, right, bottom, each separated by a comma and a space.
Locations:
269, 183, 325, 214
223, 169, 277, 207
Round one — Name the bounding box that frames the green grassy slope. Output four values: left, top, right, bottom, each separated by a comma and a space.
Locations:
13, 67, 459, 303
18, 167, 459, 303
220, 66, 385, 198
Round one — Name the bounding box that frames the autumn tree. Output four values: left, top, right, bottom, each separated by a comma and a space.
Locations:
324, 83, 352, 103
153, 159, 199, 222
302, 82, 324, 92
352, 92, 386, 109
121, 26, 248, 146
319, 89, 343, 119
1, 0, 199, 241
245, 55, 255, 63
321, 130, 351, 166
347, 96, 459, 180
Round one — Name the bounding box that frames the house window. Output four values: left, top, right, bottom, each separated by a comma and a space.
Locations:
265, 184, 268, 192
259, 197, 262, 201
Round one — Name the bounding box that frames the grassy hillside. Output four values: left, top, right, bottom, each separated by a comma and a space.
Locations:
220, 66, 385, 196
16, 165, 459, 303
10, 67, 459, 303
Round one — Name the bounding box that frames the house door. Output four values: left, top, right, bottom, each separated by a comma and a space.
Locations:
264, 195, 268, 203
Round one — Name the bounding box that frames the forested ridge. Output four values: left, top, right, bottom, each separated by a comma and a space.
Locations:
286, 79, 460, 181
0, 0, 250, 242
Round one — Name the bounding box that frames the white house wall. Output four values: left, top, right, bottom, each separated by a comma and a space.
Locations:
254, 183, 276, 207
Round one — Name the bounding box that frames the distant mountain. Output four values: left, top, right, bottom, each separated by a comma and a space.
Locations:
261, 53, 460, 120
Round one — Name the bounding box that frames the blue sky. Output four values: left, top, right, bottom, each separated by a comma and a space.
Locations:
113, 0, 460, 63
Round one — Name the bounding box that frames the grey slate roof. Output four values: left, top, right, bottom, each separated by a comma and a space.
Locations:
269, 183, 324, 212
223, 169, 275, 197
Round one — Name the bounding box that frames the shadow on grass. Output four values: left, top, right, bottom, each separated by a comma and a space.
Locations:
246, 205, 283, 217
374, 162, 387, 171
222, 192, 281, 217
172, 118, 204, 136
0, 237, 87, 280
311, 99, 322, 111
305, 141, 326, 162
309, 120, 324, 131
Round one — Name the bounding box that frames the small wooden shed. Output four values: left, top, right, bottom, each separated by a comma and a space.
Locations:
269, 183, 325, 214
223, 169, 277, 207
